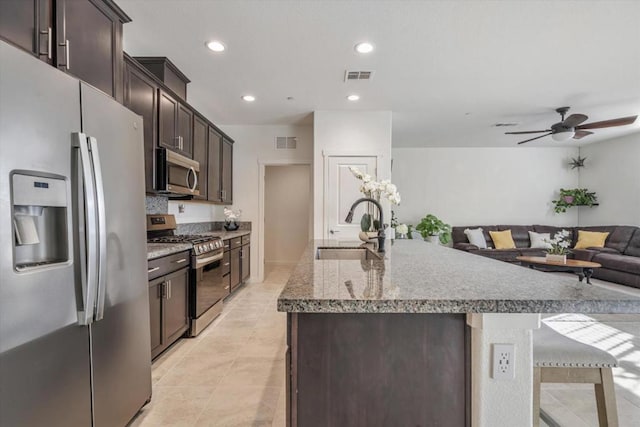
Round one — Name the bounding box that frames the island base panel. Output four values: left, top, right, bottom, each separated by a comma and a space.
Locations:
287, 312, 469, 427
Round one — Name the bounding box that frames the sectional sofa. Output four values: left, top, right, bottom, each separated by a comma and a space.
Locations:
452, 225, 640, 289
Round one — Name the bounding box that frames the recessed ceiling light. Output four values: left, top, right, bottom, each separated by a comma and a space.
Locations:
354, 42, 374, 54
347, 94, 360, 101
206, 40, 225, 52
241, 95, 256, 102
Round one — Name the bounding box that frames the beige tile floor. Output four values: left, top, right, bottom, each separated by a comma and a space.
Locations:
130, 265, 290, 427
130, 266, 640, 427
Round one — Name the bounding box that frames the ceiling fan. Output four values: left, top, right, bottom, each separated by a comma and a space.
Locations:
506, 107, 638, 145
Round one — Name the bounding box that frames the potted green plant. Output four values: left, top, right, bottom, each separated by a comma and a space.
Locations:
415, 214, 452, 244
545, 229, 572, 263
552, 188, 598, 213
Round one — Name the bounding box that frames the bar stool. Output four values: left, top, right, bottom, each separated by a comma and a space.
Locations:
533, 324, 619, 427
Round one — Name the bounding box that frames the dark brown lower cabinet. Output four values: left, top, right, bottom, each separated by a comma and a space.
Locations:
241, 243, 250, 282
240, 245, 251, 282
148, 266, 189, 360
229, 247, 241, 292
287, 313, 470, 427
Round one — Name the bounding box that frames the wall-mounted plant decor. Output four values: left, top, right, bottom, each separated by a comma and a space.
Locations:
569, 156, 586, 169
552, 188, 598, 213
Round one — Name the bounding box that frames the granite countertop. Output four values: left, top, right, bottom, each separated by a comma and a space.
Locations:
201, 230, 250, 240
277, 239, 640, 314
147, 242, 192, 260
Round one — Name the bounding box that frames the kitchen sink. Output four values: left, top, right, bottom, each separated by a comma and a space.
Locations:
316, 247, 381, 260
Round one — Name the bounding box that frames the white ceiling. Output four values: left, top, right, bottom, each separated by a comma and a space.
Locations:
118, 0, 640, 148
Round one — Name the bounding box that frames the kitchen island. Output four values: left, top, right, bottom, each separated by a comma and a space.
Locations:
277, 239, 640, 427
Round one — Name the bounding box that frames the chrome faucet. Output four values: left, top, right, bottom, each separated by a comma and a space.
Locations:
345, 198, 385, 252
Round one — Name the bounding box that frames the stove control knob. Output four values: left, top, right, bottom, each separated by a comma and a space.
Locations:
196, 246, 201, 254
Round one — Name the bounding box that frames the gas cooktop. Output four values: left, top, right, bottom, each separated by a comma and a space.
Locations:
148, 234, 216, 244
146, 214, 224, 256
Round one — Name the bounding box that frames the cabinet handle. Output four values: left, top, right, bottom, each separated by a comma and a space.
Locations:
224, 262, 230, 266
161, 282, 167, 299
224, 286, 229, 290
40, 27, 52, 59
148, 266, 160, 273
168, 280, 172, 299
173, 258, 188, 264
48, 28, 53, 60
62, 39, 71, 70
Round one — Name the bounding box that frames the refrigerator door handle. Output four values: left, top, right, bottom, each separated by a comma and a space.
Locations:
73, 133, 99, 325
88, 136, 108, 321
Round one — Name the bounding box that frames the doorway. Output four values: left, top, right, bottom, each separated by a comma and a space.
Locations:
264, 165, 312, 277
324, 156, 377, 240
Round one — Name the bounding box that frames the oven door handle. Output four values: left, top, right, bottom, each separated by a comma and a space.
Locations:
195, 252, 224, 269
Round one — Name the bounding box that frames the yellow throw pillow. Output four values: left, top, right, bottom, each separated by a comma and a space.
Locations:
574, 230, 609, 249
489, 230, 516, 249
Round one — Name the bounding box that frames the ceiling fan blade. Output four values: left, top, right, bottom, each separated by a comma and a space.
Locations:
505, 130, 551, 135
573, 130, 593, 140
576, 115, 638, 130
517, 132, 553, 145
562, 114, 588, 128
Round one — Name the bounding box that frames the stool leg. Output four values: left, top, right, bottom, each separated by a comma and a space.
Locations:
533, 367, 541, 427
594, 368, 619, 427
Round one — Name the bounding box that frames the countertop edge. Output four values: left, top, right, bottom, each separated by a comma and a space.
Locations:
277, 299, 640, 314
147, 243, 193, 260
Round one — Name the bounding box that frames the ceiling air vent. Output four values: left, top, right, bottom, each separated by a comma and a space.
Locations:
276, 137, 297, 150
345, 70, 375, 82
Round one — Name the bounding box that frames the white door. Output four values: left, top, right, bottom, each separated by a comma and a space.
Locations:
325, 156, 377, 240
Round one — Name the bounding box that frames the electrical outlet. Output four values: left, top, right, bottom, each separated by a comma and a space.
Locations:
492, 343, 515, 380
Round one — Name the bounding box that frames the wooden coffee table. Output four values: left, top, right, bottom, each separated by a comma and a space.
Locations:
516, 256, 602, 284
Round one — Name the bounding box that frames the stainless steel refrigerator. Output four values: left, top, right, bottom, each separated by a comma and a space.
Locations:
0, 41, 152, 426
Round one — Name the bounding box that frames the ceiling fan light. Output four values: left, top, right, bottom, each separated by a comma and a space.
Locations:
552, 130, 575, 142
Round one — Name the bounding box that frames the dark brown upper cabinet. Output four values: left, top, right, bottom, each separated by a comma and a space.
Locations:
221, 138, 233, 204
192, 115, 208, 200
0, 0, 53, 64
206, 129, 233, 205
134, 56, 190, 101
158, 89, 193, 158
123, 54, 158, 193
207, 127, 222, 203
1, 0, 129, 101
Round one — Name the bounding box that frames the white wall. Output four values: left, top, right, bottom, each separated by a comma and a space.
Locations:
313, 111, 393, 238
264, 165, 312, 265
391, 147, 580, 227
168, 200, 224, 224
578, 133, 640, 226
219, 124, 314, 281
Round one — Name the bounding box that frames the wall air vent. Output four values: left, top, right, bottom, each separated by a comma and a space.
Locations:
493, 123, 519, 127
276, 137, 297, 150
345, 70, 375, 81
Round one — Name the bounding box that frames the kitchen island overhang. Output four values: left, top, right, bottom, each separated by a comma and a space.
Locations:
278, 240, 640, 427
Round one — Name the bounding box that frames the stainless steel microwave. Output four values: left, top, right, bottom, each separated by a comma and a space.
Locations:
156, 148, 200, 196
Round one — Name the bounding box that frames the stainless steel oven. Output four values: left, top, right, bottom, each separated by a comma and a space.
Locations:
190, 243, 226, 336
156, 148, 199, 196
